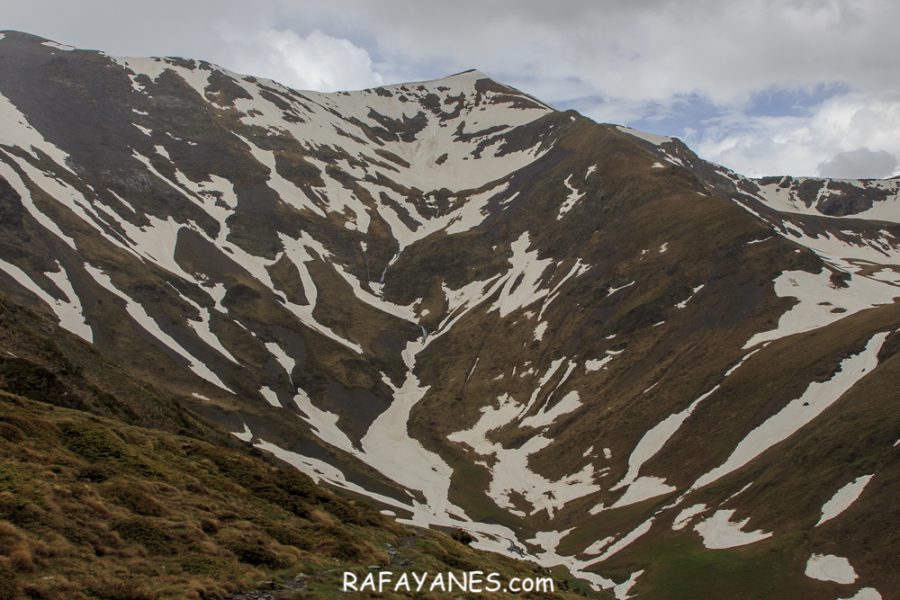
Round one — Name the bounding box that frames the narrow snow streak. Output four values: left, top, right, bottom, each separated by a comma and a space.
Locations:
84, 265, 233, 393
694, 332, 888, 491
557, 174, 586, 219
0, 258, 92, 342
613, 385, 720, 492
817, 475, 873, 526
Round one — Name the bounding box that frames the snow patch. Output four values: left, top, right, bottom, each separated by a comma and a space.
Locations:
693, 509, 771, 549
745, 267, 897, 348
0, 259, 92, 342
585, 355, 614, 371
805, 554, 857, 584
610, 476, 675, 509
694, 332, 887, 490
613, 384, 720, 493
232, 423, 253, 442
606, 281, 635, 297
490, 233, 553, 317
672, 503, 707, 531
265, 342, 296, 379
616, 125, 671, 146
84, 265, 233, 393
521, 391, 582, 429
259, 386, 281, 408
41, 40, 75, 51
557, 174, 586, 220
839, 588, 883, 600
817, 475, 873, 526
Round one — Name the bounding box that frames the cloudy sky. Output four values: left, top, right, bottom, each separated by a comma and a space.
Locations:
3, 0, 898, 178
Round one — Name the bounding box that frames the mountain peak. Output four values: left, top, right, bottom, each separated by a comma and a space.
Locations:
0, 31, 897, 600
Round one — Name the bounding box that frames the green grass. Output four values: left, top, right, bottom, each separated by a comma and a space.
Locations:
602, 532, 812, 600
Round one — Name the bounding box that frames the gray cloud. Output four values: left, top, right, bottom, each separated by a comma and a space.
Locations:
817, 148, 898, 179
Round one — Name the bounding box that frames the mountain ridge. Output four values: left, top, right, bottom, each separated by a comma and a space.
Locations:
0, 31, 897, 599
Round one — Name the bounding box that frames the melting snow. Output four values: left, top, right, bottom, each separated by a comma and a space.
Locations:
693, 509, 771, 549
606, 281, 635, 297
585, 355, 614, 371
584, 536, 615, 555
0, 258, 92, 342
582, 517, 656, 563
753, 177, 900, 223
264, 342, 296, 379
232, 423, 253, 442
0, 161, 77, 250
0, 90, 76, 174
693, 332, 887, 491
176, 292, 239, 364
616, 125, 672, 146
292, 388, 356, 455
839, 589, 883, 600
557, 174, 586, 220
259, 386, 281, 408
613, 385, 720, 493
84, 264, 234, 393
521, 391, 582, 428
610, 476, 675, 509
490, 232, 553, 317
672, 503, 707, 531
613, 570, 644, 600
817, 475, 873, 526
723, 347, 763, 377
804, 554, 857, 584
449, 390, 600, 518
675, 284, 705, 309
41, 40, 75, 51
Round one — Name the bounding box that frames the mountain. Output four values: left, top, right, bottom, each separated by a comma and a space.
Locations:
0, 30, 897, 599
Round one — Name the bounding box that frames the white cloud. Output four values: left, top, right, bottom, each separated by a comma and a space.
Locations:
219, 28, 383, 91
685, 92, 900, 177
818, 148, 898, 179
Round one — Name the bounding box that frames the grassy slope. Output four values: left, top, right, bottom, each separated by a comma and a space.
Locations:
0, 292, 596, 599
0, 393, 600, 600
584, 307, 900, 599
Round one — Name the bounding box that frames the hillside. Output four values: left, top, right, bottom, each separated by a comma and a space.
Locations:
0, 30, 897, 598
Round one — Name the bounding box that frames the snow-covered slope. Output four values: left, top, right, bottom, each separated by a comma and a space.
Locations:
0, 31, 897, 599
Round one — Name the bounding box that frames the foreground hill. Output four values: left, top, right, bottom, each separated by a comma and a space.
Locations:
0, 30, 897, 598
0, 293, 592, 599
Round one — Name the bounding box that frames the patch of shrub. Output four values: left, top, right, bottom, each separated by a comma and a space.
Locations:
228, 538, 285, 568
0, 423, 22, 442
58, 422, 125, 462
101, 482, 165, 517
111, 518, 175, 554
76, 467, 110, 483
0, 564, 20, 600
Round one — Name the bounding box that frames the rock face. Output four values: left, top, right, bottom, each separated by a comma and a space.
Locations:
1, 30, 898, 598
